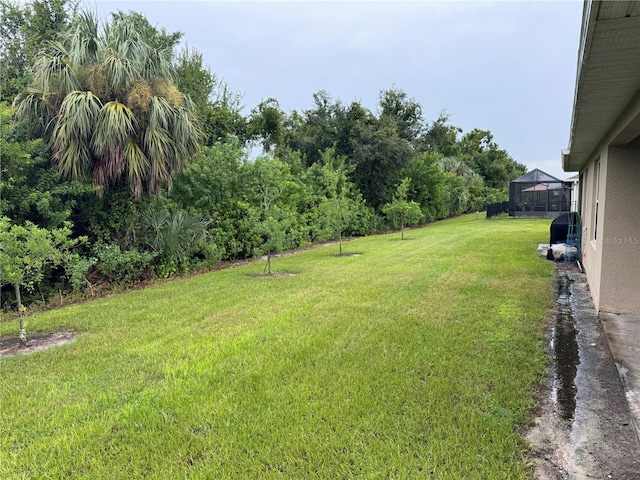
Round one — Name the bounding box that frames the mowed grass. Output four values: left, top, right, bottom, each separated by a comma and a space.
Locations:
0, 215, 555, 479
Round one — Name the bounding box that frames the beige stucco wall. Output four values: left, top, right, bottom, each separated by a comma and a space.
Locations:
580, 149, 606, 311
599, 141, 640, 313
580, 140, 640, 314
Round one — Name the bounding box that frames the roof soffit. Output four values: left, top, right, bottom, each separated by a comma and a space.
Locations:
564, 2, 640, 171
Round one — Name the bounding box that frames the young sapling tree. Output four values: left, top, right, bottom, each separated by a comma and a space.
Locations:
0, 218, 79, 344
317, 149, 357, 256
383, 178, 423, 239
251, 156, 288, 275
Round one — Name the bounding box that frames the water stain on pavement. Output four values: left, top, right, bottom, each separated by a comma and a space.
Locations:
552, 274, 579, 422
527, 265, 640, 479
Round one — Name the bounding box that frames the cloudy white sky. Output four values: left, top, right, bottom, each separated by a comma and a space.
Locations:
90, 0, 584, 179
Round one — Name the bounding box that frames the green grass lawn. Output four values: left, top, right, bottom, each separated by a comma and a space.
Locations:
0, 214, 555, 479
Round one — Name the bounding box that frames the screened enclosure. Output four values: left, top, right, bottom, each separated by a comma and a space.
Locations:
509, 169, 572, 218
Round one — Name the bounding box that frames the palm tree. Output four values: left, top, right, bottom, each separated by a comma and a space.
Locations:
13, 11, 199, 198
140, 208, 208, 273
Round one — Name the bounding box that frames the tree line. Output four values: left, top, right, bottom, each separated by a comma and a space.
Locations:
0, 1, 526, 330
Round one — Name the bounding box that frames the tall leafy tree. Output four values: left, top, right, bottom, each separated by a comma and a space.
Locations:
13, 10, 200, 198
379, 88, 423, 142
286, 90, 418, 210
174, 47, 247, 146
276, 91, 344, 167
171, 141, 258, 259
348, 114, 413, 210
418, 111, 462, 157
438, 157, 485, 215
458, 129, 526, 189
382, 178, 422, 240
250, 98, 285, 152
403, 152, 448, 221
1, 1, 31, 103
0, 0, 73, 103
0, 102, 93, 229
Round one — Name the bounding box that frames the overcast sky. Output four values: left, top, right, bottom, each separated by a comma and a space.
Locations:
89, 0, 584, 180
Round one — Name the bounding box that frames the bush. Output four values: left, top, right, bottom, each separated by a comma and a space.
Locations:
92, 242, 156, 285
139, 208, 210, 276
63, 253, 96, 293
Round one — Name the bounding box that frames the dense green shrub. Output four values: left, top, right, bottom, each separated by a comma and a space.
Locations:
92, 242, 156, 285
140, 208, 212, 276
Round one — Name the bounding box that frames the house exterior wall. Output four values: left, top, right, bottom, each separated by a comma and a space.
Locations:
580, 149, 606, 311
599, 141, 640, 313
563, 1, 640, 312
579, 139, 640, 314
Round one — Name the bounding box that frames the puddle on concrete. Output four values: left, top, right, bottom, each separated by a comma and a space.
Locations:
551, 274, 580, 421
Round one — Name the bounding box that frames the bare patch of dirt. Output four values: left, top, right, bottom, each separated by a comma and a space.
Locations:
250, 272, 298, 279
0, 331, 77, 358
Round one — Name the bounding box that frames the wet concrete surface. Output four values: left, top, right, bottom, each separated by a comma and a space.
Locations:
600, 312, 640, 443
553, 274, 580, 422
527, 265, 640, 479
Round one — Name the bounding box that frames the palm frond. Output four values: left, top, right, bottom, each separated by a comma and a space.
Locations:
12, 88, 54, 133
140, 208, 169, 253
51, 91, 102, 179
140, 209, 208, 266
32, 40, 80, 95
122, 137, 149, 199
170, 104, 200, 166
91, 101, 138, 183
142, 47, 174, 81
102, 17, 149, 89
143, 127, 172, 195
92, 100, 137, 150
105, 146, 126, 181
102, 48, 137, 92
52, 139, 92, 180
106, 18, 140, 59
53, 90, 102, 142
143, 128, 173, 171
65, 10, 101, 67
148, 95, 174, 131
144, 94, 199, 193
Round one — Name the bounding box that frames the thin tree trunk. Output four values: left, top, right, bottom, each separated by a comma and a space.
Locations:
267, 254, 271, 275
401, 216, 405, 240
15, 284, 27, 346
339, 231, 343, 256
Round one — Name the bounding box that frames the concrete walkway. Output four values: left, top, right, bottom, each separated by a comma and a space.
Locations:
600, 312, 640, 443
528, 267, 640, 479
